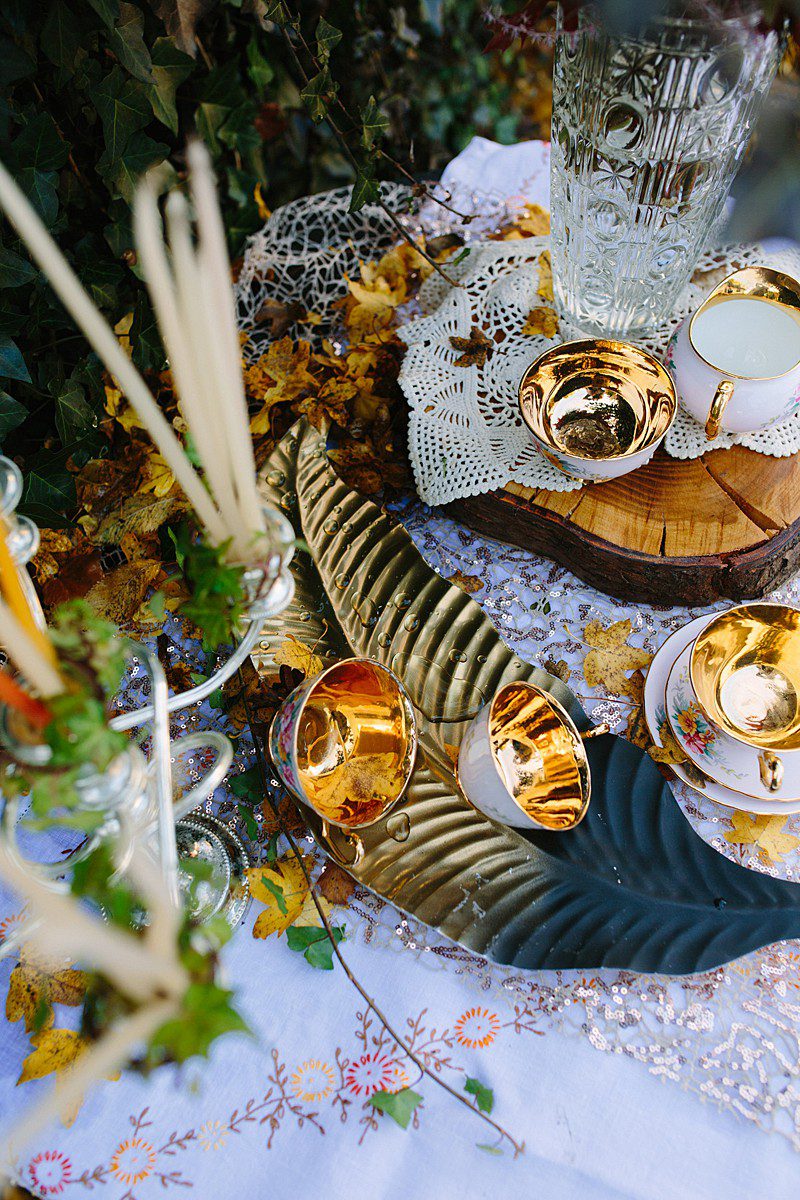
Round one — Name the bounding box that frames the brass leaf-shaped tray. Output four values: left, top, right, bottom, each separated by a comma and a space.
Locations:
253, 421, 800, 975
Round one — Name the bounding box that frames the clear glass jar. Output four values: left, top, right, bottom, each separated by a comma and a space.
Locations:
549, 9, 783, 338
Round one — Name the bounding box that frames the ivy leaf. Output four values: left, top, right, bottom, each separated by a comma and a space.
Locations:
349, 168, 380, 213
14, 113, 69, 173
369, 1088, 423, 1129
148, 37, 194, 134
113, 132, 170, 201
229, 765, 262, 804
286, 924, 345, 970
464, 1077, 494, 1113
300, 68, 337, 123
0, 37, 36, 86
236, 803, 258, 841
131, 293, 164, 370
149, 982, 250, 1064
0, 247, 36, 289
316, 17, 342, 61
21, 449, 76, 527
93, 68, 151, 163
55, 381, 95, 445
0, 391, 27, 441
16, 168, 59, 226
361, 96, 388, 150
109, 2, 153, 84
86, 0, 120, 26
263, 0, 290, 24
261, 874, 287, 915
0, 336, 30, 383
40, 2, 83, 75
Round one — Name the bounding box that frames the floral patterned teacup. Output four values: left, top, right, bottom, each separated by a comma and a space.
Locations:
667, 266, 800, 439
666, 642, 800, 802
269, 658, 417, 862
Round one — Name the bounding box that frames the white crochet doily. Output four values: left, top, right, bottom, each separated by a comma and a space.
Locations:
400, 236, 800, 504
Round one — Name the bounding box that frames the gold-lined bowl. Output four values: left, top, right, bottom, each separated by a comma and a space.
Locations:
519, 339, 676, 483
457, 680, 592, 831
690, 603, 800, 752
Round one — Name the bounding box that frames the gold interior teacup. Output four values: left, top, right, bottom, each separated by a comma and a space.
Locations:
690, 603, 800, 791
458, 681, 602, 831
519, 339, 676, 483
270, 658, 417, 860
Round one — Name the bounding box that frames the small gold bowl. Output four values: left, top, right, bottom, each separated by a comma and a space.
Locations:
519, 339, 676, 482
690, 603, 800, 750
270, 658, 417, 833
458, 681, 594, 831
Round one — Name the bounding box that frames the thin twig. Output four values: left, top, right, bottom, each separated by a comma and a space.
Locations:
278, 22, 457, 287
239, 668, 524, 1156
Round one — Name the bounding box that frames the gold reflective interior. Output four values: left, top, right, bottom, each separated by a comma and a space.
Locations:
690, 604, 800, 751
489, 681, 590, 830
519, 339, 676, 461
296, 659, 416, 828
688, 266, 800, 380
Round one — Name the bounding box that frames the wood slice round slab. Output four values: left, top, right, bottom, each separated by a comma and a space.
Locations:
446, 445, 800, 606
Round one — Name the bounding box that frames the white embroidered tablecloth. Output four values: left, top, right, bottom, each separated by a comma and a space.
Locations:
4, 141, 800, 1200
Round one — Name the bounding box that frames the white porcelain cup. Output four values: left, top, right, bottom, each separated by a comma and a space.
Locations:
667, 266, 800, 439
456, 680, 605, 832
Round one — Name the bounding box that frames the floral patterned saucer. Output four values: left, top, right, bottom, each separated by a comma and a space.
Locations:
643, 614, 800, 815
666, 642, 800, 805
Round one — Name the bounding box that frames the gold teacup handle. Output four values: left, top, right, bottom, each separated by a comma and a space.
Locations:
705, 380, 734, 440
758, 750, 783, 793
321, 819, 365, 867
581, 722, 611, 740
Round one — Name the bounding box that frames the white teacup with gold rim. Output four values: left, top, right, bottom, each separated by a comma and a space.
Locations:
519, 339, 676, 483
688, 602, 800, 794
666, 267, 800, 439
456, 680, 608, 832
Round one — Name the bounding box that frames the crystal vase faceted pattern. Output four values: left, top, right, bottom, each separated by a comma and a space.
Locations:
549, 15, 783, 337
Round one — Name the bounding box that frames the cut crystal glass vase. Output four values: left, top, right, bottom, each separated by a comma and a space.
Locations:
549, 9, 783, 338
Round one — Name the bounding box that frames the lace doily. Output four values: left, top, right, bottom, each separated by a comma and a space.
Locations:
235, 182, 411, 352
399, 238, 800, 506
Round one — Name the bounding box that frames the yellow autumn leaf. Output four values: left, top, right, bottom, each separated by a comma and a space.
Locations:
248, 337, 317, 434
648, 717, 688, 766
537, 251, 553, 302
274, 635, 323, 678
447, 569, 484, 594
140, 451, 176, 497
494, 202, 551, 240
292, 891, 333, 928
723, 811, 800, 863
254, 182, 270, 221
582, 619, 653, 698
248, 856, 311, 938
18, 1028, 87, 1084
521, 306, 559, 338
113, 311, 134, 357
7, 954, 87, 1034
104, 384, 143, 433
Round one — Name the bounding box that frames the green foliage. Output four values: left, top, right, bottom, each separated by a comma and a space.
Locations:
2, 599, 128, 827
0, 1, 542, 527
465, 1076, 494, 1113
286, 922, 344, 969
369, 1087, 423, 1128
169, 524, 247, 651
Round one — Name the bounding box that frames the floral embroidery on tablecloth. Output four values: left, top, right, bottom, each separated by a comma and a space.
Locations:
27, 1150, 71, 1196
454, 1008, 501, 1049
344, 1052, 398, 1097
197, 1119, 228, 1152
109, 1137, 157, 1186
290, 1059, 335, 1103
